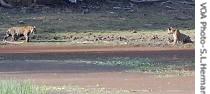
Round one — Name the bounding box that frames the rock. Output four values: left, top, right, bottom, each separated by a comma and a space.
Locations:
88, 33, 92, 35
53, 36, 59, 40
97, 36, 103, 40
95, 38, 99, 41
18, 20, 25, 24
151, 35, 159, 40
132, 30, 137, 33
73, 37, 79, 40
118, 36, 127, 41
69, 35, 73, 38
102, 37, 107, 40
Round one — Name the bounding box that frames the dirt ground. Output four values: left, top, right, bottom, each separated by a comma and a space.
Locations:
0, 45, 194, 53
0, 72, 194, 94
0, 47, 194, 94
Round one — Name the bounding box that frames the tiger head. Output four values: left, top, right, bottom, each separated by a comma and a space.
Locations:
167, 27, 178, 34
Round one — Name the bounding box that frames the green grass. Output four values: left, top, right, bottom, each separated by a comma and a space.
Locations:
0, 80, 47, 94
94, 57, 195, 73
0, 80, 133, 94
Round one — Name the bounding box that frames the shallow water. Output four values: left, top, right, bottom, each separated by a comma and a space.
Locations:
0, 50, 194, 72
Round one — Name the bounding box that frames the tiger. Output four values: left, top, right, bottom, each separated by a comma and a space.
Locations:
3, 25, 36, 42
167, 27, 192, 45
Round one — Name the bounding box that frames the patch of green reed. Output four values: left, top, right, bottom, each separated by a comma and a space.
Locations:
94, 57, 194, 73
0, 80, 47, 94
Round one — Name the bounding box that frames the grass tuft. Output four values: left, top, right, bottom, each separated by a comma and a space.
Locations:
0, 80, 47, 94
94, 57, 194, 73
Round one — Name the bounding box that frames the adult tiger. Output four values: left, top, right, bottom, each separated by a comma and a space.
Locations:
3, 26, 36, 42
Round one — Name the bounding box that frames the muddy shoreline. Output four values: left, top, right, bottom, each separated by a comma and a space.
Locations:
0, 46, 194, 53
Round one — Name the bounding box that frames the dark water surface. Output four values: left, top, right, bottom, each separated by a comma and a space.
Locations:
0, 50, 194, 73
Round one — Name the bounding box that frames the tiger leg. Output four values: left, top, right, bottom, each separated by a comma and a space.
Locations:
24, 35, 29, 42
3, 33, 10, 41
11, 34, 16, 41
173, 38, 178, 45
